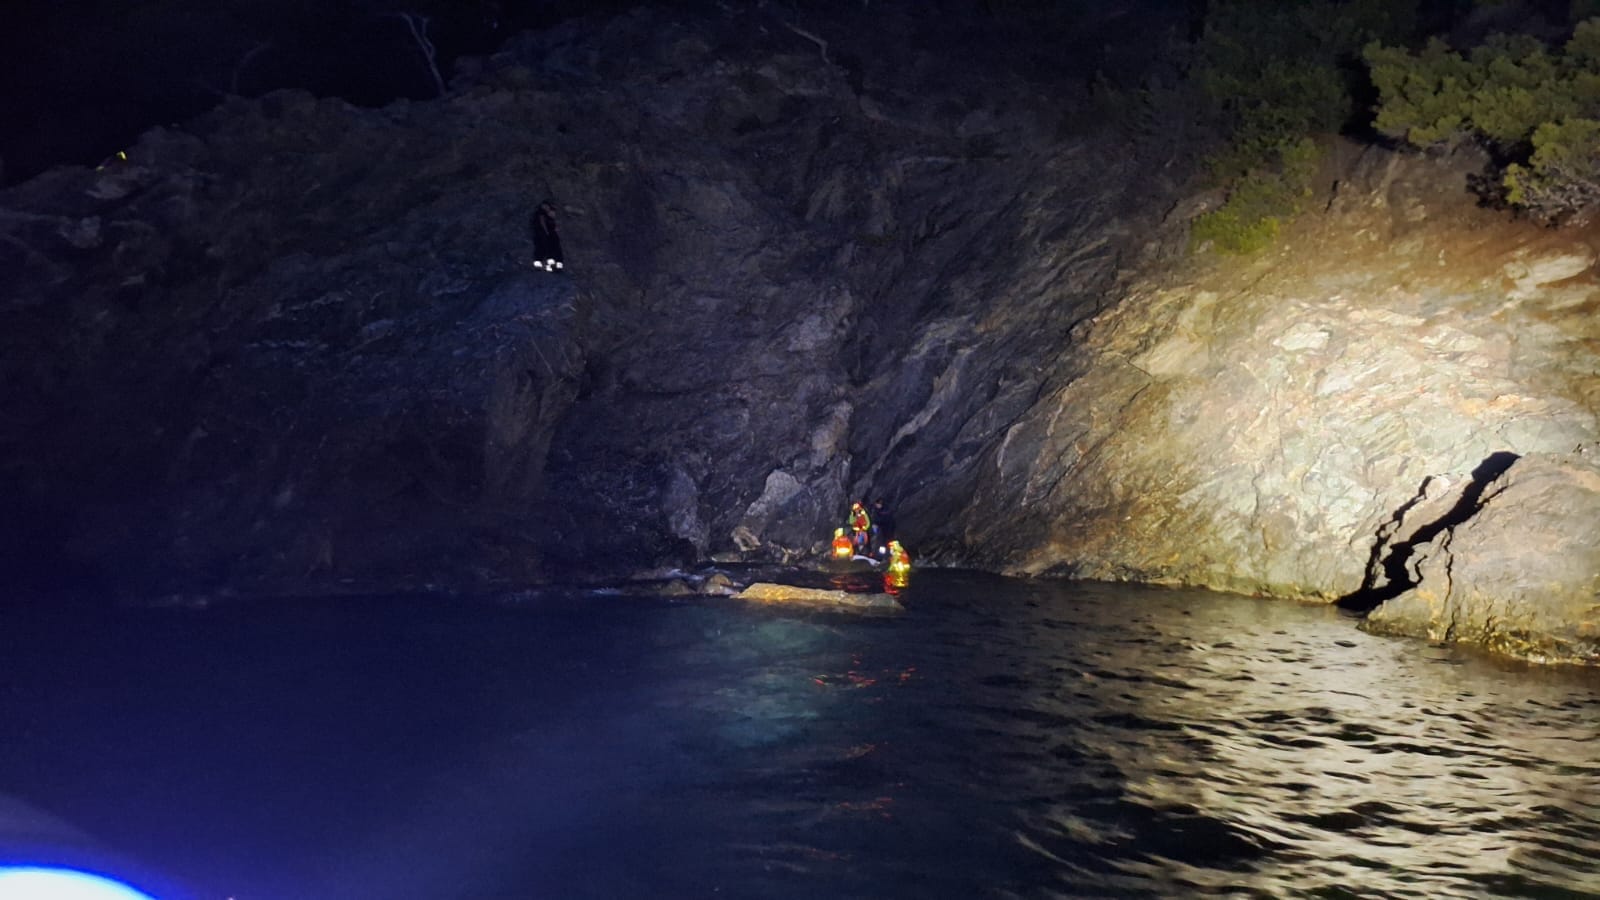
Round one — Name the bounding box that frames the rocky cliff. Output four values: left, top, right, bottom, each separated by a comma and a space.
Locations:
1, 4, 1594, 661
1, 3, 1166, 595
943, 143, 1599, 663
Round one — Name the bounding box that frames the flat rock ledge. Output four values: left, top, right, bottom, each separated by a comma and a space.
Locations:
734, 582, 904, 615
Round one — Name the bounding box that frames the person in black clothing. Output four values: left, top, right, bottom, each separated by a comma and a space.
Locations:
871, 498, 896, 556
530, 199, 564, 271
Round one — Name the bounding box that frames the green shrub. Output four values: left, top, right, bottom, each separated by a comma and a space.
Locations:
1186, 1, 1411, 254
1197, 0, 1410, 174
1366, 18, 1600, 221
1191, 191, 1284, 256
1366, 39, 1475, 147
1192, 137, 1323, 255
1503, 118, 1600, 223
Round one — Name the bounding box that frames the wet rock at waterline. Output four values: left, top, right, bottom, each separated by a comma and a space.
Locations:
734, 582, 903, 615
1363, 452, 1600, 664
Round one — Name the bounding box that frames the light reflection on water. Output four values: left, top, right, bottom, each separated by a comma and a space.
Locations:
0, 572, 1596, 899
628, 574, 1600, 899
983, 582, 1600, 898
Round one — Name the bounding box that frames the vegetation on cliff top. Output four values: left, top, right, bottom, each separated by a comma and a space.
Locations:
1366, 19, 1600, 224
1144, 0, 1600, 252
1181, 0, 1413, 254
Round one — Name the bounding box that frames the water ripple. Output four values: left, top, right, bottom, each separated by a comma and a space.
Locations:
1, 576, 1596, 898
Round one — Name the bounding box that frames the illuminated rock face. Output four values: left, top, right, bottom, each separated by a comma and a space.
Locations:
1362, 453, 1600, 663
923, 143, 1600, 661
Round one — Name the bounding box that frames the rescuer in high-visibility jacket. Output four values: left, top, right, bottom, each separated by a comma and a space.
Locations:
848, 501, 872, 553
831, 527, 854, 559
886, 540, 911, 575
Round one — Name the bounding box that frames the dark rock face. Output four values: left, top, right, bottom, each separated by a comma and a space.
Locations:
510, 7, 1166, 574
0, 4, 1170, 594
2, 115, 583, 592
0, 90, 599, 594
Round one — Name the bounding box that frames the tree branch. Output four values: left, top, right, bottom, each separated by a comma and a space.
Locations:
783, 21, 831, 64
231, 41, 274, 95
388, 12, 446, 97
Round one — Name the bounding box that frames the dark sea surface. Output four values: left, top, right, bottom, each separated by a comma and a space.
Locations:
2, 570, 1597, 899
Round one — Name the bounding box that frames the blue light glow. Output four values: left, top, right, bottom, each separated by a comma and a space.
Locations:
0, 867, 159, 900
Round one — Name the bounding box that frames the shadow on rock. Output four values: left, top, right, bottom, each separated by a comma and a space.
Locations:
1338, 450, 1520, 614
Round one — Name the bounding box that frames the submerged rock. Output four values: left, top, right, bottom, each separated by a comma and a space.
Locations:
702, 572, 739, 597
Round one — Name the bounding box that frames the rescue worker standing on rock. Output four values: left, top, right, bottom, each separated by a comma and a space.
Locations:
530, 198, 564, 271
848, 501, 872, 555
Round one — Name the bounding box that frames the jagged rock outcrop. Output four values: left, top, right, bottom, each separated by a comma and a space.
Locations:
1360, 452, 1600, 663
926, 141, 1600, 662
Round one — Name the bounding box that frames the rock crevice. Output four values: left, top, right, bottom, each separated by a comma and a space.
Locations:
1340, 451, 1520, 614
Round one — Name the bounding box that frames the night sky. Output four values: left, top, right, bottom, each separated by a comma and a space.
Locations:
0, 0, 638, 187
1, 0, 1573, 190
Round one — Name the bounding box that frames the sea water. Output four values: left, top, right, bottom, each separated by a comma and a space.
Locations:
2, 571, 1596, 898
